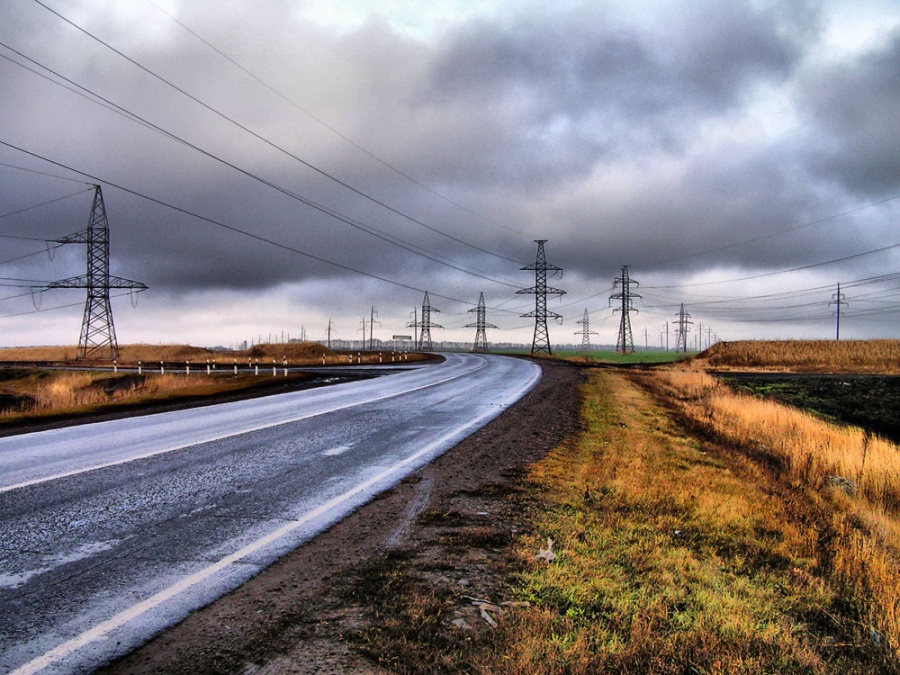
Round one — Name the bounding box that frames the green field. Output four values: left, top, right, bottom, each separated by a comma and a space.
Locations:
555, 349, 692, 364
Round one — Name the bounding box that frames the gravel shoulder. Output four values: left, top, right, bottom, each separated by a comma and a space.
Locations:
98, 358, 585, 674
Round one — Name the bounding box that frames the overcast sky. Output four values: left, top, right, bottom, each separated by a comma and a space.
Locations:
1, 0, 898, 351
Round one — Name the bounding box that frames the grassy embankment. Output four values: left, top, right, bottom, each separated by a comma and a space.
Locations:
701, 339, 900, 374
475, 341, 900, 673
0, 342, 423, 425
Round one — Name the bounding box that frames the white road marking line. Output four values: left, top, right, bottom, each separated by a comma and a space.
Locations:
10, 360, 538, 675
322, 444, 352, 456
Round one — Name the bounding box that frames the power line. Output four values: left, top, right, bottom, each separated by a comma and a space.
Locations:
0, 245, 64, 268
143, 0, 524, 239
0, 159, 94, 184
0, 140, 492, 309
0, 290, 134, 319
0, 41, 523, 291
643, 241, 900, 289
0, 187, 93, 221
640, 192, 900, 270
30, 0, 525, 267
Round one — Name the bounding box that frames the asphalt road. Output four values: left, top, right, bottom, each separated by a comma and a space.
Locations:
0, 353, 540, 674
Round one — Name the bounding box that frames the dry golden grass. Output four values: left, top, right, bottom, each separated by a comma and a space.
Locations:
0, 345, 82, 362
645, 367, 900, 660
0, 342, 333, 364
701, 339, 900, 373
480, 369, 896, 673
21, 372, 208, 411
0, 343, 429, 423
0, 370, 268, 423
0, 342, 427, 367
656, 369, 900, 514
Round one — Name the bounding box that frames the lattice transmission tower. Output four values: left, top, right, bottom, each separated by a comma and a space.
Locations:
47, 185, 147, 359
518, 240, 565, 354
829, 282, 848, 341
675, 303, 692, 353
609, 265, 640, 354
575, 308, 598, 350
408, 290, 442, 351
465, 292, 498, 353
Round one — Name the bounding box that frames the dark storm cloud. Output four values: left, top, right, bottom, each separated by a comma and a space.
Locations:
798, 30, 900, 196
421, 0, 807, 183
2, 0, 898, 346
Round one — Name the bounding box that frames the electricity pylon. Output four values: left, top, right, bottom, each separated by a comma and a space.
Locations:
575, 308, 598, 350
829, 282, 848, 341
369, 306, 381, 349
675, 303, 692, 353
46, 185, 147, 359
408, 291, 442, 351
465, 292, 498, 353
518, 239, 565, 354
609, 265, 640, 354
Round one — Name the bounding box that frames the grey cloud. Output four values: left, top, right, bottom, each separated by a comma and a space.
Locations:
2, 0, 898, 347
422, 0, 806, 178
798, 31, 900, 196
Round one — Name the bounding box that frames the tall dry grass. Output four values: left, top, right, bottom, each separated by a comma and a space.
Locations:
7, 372, 217, 415
658, 369, 900, 512
0, 342, 334, 364
482, 369, 896, 673
701, 339, 900, 373
648, 368, 900, 657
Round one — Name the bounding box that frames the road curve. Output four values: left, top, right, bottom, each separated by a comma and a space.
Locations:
0, 353, 540, 674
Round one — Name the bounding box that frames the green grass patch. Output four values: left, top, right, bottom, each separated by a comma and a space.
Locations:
556, 350, 692, 365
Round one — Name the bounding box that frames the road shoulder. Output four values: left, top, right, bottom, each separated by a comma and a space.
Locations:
99, 358, 585, 674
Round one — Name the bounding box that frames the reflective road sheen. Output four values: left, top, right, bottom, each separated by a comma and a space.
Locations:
0, 353, 540, 674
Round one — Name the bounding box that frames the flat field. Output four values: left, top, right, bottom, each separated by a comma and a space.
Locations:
699, 339, 900, 374
0, 343, 427, 431
555, 349, 689, 365
722, 374, 900, 444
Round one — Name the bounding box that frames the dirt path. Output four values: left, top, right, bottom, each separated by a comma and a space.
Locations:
98, 358, 585, 674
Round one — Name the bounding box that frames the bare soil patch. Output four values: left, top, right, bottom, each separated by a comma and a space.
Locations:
98, 359, 585, 674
